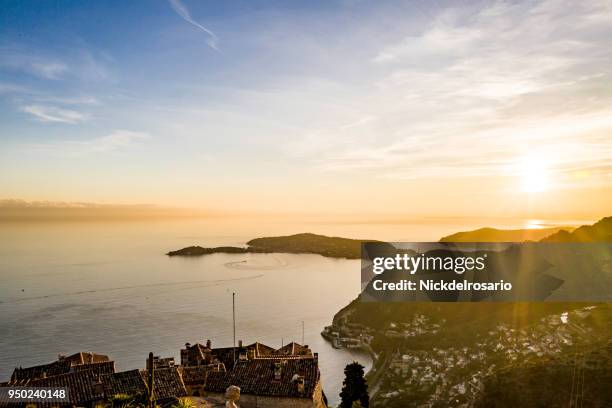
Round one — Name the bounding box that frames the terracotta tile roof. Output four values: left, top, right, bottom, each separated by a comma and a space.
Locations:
203, 358, 320, 399
9, 353, 114, 383
181, 341, 319, 400
73, 361, 116, 376
2, 361, 116, 406
146, 367, 187, 401
64, 352, 110, 365
101, 367, 187, 402
10, 359, 72, 382
28, 369, 104, 405
274, 342, 312, 357
201, 370, 230, 393
179, 365, 225, 386
246, 342, 276, 357
102, 369, 145, 398
186, 341, 311, 370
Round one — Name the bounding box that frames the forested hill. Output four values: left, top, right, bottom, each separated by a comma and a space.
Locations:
167, 232, 376, 259
439, 226, 571, 242
541, 216, 612, 242
168, 217, 611, 259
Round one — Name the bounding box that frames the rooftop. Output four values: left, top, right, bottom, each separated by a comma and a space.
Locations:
205, 357, 320, 399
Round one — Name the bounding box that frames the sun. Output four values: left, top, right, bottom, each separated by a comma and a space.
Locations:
519, 156, 551, 193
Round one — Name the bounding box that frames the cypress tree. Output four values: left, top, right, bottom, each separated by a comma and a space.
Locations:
339, 362, 369, 408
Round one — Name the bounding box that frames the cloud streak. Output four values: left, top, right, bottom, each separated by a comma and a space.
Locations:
285, 0, 612, 190
0, 43, 112, 83
0, 50, 68, 80
168, 0, 219, 50
29, 61, 68, 79
21, 104, 90, 124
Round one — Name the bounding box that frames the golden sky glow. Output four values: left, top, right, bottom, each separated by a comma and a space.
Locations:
0, 0, 611, 221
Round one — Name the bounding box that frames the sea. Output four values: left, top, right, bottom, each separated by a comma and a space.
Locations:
0, 216, 583, 404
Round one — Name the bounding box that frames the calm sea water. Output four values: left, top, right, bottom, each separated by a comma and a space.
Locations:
0, 216, 578, 404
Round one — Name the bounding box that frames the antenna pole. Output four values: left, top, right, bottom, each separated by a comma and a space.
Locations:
232, 292, 236, 365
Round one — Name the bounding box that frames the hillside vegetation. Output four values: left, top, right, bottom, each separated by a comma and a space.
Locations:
167, 233, 371, 259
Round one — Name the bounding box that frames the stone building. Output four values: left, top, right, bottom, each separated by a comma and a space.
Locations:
1, 341, 328, 408
1, 352, 186, 407
9, 352, 112, 383
180, 340, 327, 408
3, 352, 116, 407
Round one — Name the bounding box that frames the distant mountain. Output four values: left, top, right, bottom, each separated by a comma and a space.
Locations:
540, 217, 612, 242
168, 218, 612, 260
439, 226, 572, 242
167, 233, 376, 259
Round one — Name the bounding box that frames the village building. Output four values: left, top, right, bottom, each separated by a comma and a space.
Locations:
3, 352, 116, 407
9, 352, 112, 384
180, 340, 327, 408
102, 366, 187, 405
2, 352, 186, 407
1, 341, 328, 408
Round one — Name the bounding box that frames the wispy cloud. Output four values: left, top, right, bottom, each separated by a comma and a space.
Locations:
29, 130, 150, 157
20, 104, 90, 124
0, 51, 68, 80
29, 61, 68, 80
33, 95, 100, 105
0, 82, 28, 94
285, 0, 612, 189
168, 0, 219, 50
0, 43, 111, 82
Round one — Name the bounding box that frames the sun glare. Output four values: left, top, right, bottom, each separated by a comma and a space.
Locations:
525, 219, 545, 229
519, 156, 551, 193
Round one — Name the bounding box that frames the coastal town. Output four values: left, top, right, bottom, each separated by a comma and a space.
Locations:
322, 305, 610, 407
1, 341, 327, 408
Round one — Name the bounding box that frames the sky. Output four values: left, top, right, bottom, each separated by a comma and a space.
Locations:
1, 0, 611, 220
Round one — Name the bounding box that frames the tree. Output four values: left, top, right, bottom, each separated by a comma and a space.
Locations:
171, 397, 197, 408
108, 393, 138, 408
339, 362, 369, 408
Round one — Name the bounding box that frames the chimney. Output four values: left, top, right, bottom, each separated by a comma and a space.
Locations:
238, 341, 248, 361
206, 339, 212, 349
273, 362, 282, 380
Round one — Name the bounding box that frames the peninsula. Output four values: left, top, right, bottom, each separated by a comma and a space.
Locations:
167, 219, 609, 260
167, 232, 373, 259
